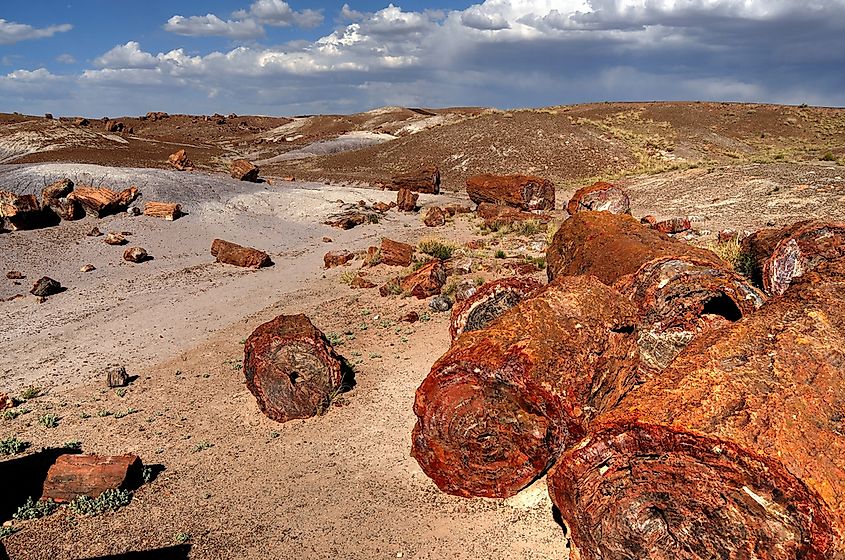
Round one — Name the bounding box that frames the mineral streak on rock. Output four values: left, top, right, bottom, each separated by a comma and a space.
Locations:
243, 314, 346, 423
412, 275, 639, 498
548, 258, 845, 560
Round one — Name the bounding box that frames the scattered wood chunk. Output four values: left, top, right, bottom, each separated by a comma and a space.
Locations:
6, 271, 24, 280
143, 202, 182, 221
423, 206, 446, 227
466, 174, 555, 211
123, 247, 149, 263
324, 250, 354, 268
231, 159, 260, 182
0, 392, 11, 410
449, 277, 543, 341
104, 232, 127, 246
401, 260, 446, 299
373, 202, 392, 213
380, 238, 414, 267
396, 188, 419, 212
42, 178, 74, 201
390, 166, 441, 194
652, 216, 691, 234
350, 276, 376, 289
30, 277, 62, 297
549, 258, 845, 560
566, 181, 630, 215
69, 186, 138, 218
0, 191, 43, 230
211, 239, 272, 268
80, 264, 96, 273
168, 149, 193, 171
243, 314, 346, 423
400, 311, 420, 323
42, 454, 142, 502
413, 275, 639, 498
106, 365, 129, 388
87, 227, 102, 237
379, 277, 401, 297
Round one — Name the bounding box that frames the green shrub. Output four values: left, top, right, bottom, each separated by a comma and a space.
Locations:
0, 437, 29, 455
821, 152, 836, 162
69, 489, 133, 516
417, 237, 457, 260
39, 413, 59, 428
13, 497, 58, 520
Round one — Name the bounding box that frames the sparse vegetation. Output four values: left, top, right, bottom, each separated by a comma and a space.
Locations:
524, 255, 547, 270
69, 489, 133, 516
705, 238, 754, 276
418, 237, 457, 260
821, 152, 836, 161
62, 440, 82, 451
494, 250, 506, 259
19, 386, 41, 400
0, 525, 20, 539
174, 532, 192, 544
339, 270, 357, 284
114, 408, 137, 419
0, 436, 30, 455
2, 407, 30, 420
39, 413, 59, 428
482, 219, 541, 237
192, 441, 214, 452
13, 497, 58, 520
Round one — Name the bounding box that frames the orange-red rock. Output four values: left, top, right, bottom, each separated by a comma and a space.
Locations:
566, 181, 630, 215
652, 216, 691, 234
380, 238, 414, 267
466, 174, 555, 211
324, 250, 354, 268
168, 149, 193, 171
423, 206, 446, 227
42, 454, 142, 502
231, 159, 260, 182
211, 239, 272, 268
397, 188, 418, 212
401, 260, 446, 299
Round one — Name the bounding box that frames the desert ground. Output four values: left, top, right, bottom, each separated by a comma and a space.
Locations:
1, 103, 844, 559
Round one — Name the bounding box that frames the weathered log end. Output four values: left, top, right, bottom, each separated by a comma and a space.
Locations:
42, 454, 142, 503
566, 181, 630, 216
390, 166, 441, 194
449, 277, 543, 341
243, 314, 347, 423
143, 202, 182, 220
231, 159, 260, 182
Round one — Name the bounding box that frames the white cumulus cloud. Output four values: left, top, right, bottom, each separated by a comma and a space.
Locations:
0, 19, 72, 45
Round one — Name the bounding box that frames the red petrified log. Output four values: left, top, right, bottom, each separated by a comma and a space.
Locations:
243, 314, 346, 422
466, 174, 555, 211
69, 186, 138, 218
324, 250, 354, 268
412, 275, 639, 498
397, 188, 418, 212
566, 181, 630, 216
390, 166, 441, 194
168, 149, 193, 171
548, 258, 845, 560
231, 159, 260, 182
42, 454, 142, 502
740, 220, 845, 296
448, 277, 543, 341
401, 260, 446, 299
211, 239, 272, 268
143, 202, 181, 220
546, 212, 721, 285
380, 238, 414, 267
652, 216, 691, 234
423, 206, 446, 227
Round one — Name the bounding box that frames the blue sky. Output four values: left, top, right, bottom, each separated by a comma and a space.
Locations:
1, 1, 844, 116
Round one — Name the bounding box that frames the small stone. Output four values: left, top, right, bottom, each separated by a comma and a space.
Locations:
6, 271, 25, 280
30, 277, 62, 297
123, 247, 149, 263
322, 236, 333, 243
429, 295, 453, 312
106, 365, 129, 388
0, 392, 12, 411
104, 232, 126, 245
127, 206, 141, 216
400, 311, 420, 323
80, 264, 96, 273
350, 276, 376, 289
87, 227, 102, 237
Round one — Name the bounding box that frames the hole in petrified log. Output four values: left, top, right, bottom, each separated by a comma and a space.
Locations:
701, 293, 743, 322
289, 371, 303, 384
611, 325, 635, 335
464, 291, 523, 333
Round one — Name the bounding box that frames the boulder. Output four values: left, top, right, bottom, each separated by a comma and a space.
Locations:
466, 174, 555, 211
30, 277, 62, 297
390, 166, 441, 194
123, 247, 149, 263
69, 186, 139, 218
566, 181, 630, 215
42, 454, 142, 502
0, 191, 43, 230
105, 366, 129, 388
476, 202, 551, 228
423, 206, 446, 227
401, 260, 446, 299
211, 239, 272, 269
168, 149, 193, 171
104, 232, 127, 246
231, 159, 260, 182
42, 178, 74, 201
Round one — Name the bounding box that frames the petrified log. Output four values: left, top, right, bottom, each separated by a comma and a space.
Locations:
448, 277, 543, 341
143, 202, 181, 220
350, 275, 376, 289
123, 247, 149, 263
401, 260, 446, 299
105, 366, 128, 388
614, 256, 765, 372
546, 212, 721, 285
476, 202, 552, 229
243, 314, 346, 422
740, 220, 845, 296
380, 238, 413, 267
412, 275, 639, 498
42, 178, 74, 201
30, 277, 61, 297
390, 166, 441, 194
566, 181, 630, 215
0, 191, 42, 230
42, 454, 142, 502
548, 258, 845, 560
6, 271, 24, 280
397, 188, 418, 212
168, 149, 193, 171
69, 186, 138, 217
210, 239, 272, 269
231, 159, 260, 182
324, 250, 354, 268
653, 216, 691, 234
324, 211, 374, 230
423, 206, 446, 227
466, 174, 555, 211
43, 198, 82, 222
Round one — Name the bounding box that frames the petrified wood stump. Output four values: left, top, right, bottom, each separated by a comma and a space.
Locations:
210, 239, 272, 268
566, 181, 630, 215
546, 212, 721, 285
741, 220, 845, 296
466, 174, 555, 211
243, 314, 345, 423
42, 454, 142, 502
448, 277, 543, 341
390, 166, 441, 194
412, 275, 639, 498
548, 258, 845, 560
614, 256, 765, 372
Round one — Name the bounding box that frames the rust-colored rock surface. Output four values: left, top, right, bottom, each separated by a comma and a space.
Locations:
448, 277, 543, 341
123, 247, 149, 263
41, 178, 74, 201
475, 202, 552, 227
396, 188, 419, 212
412, 275, 639, 498
231, 159, 260, 182
390, 166, 441, 194
566, 181, 630, 215
401, 260, 446, 299
548, 258, 845, 560
211, 239, 272, 269
69, 186, 138, 218
324, 250, 354, 268
42, 454, 142, 502
423, 206, 446, 227
0, 191, 42, 230
380, 238, 413, 267
168, 149, 193, 171
466, 174, 555, 211
243, 314, 346, 423
614, 256, 765, 372
741, 220, 845, 296
546, 212, 721, 285
653, 216, 691, 234
143, 202, 182, 220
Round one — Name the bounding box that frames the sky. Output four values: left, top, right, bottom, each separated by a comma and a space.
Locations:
1, 0, 844, 116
